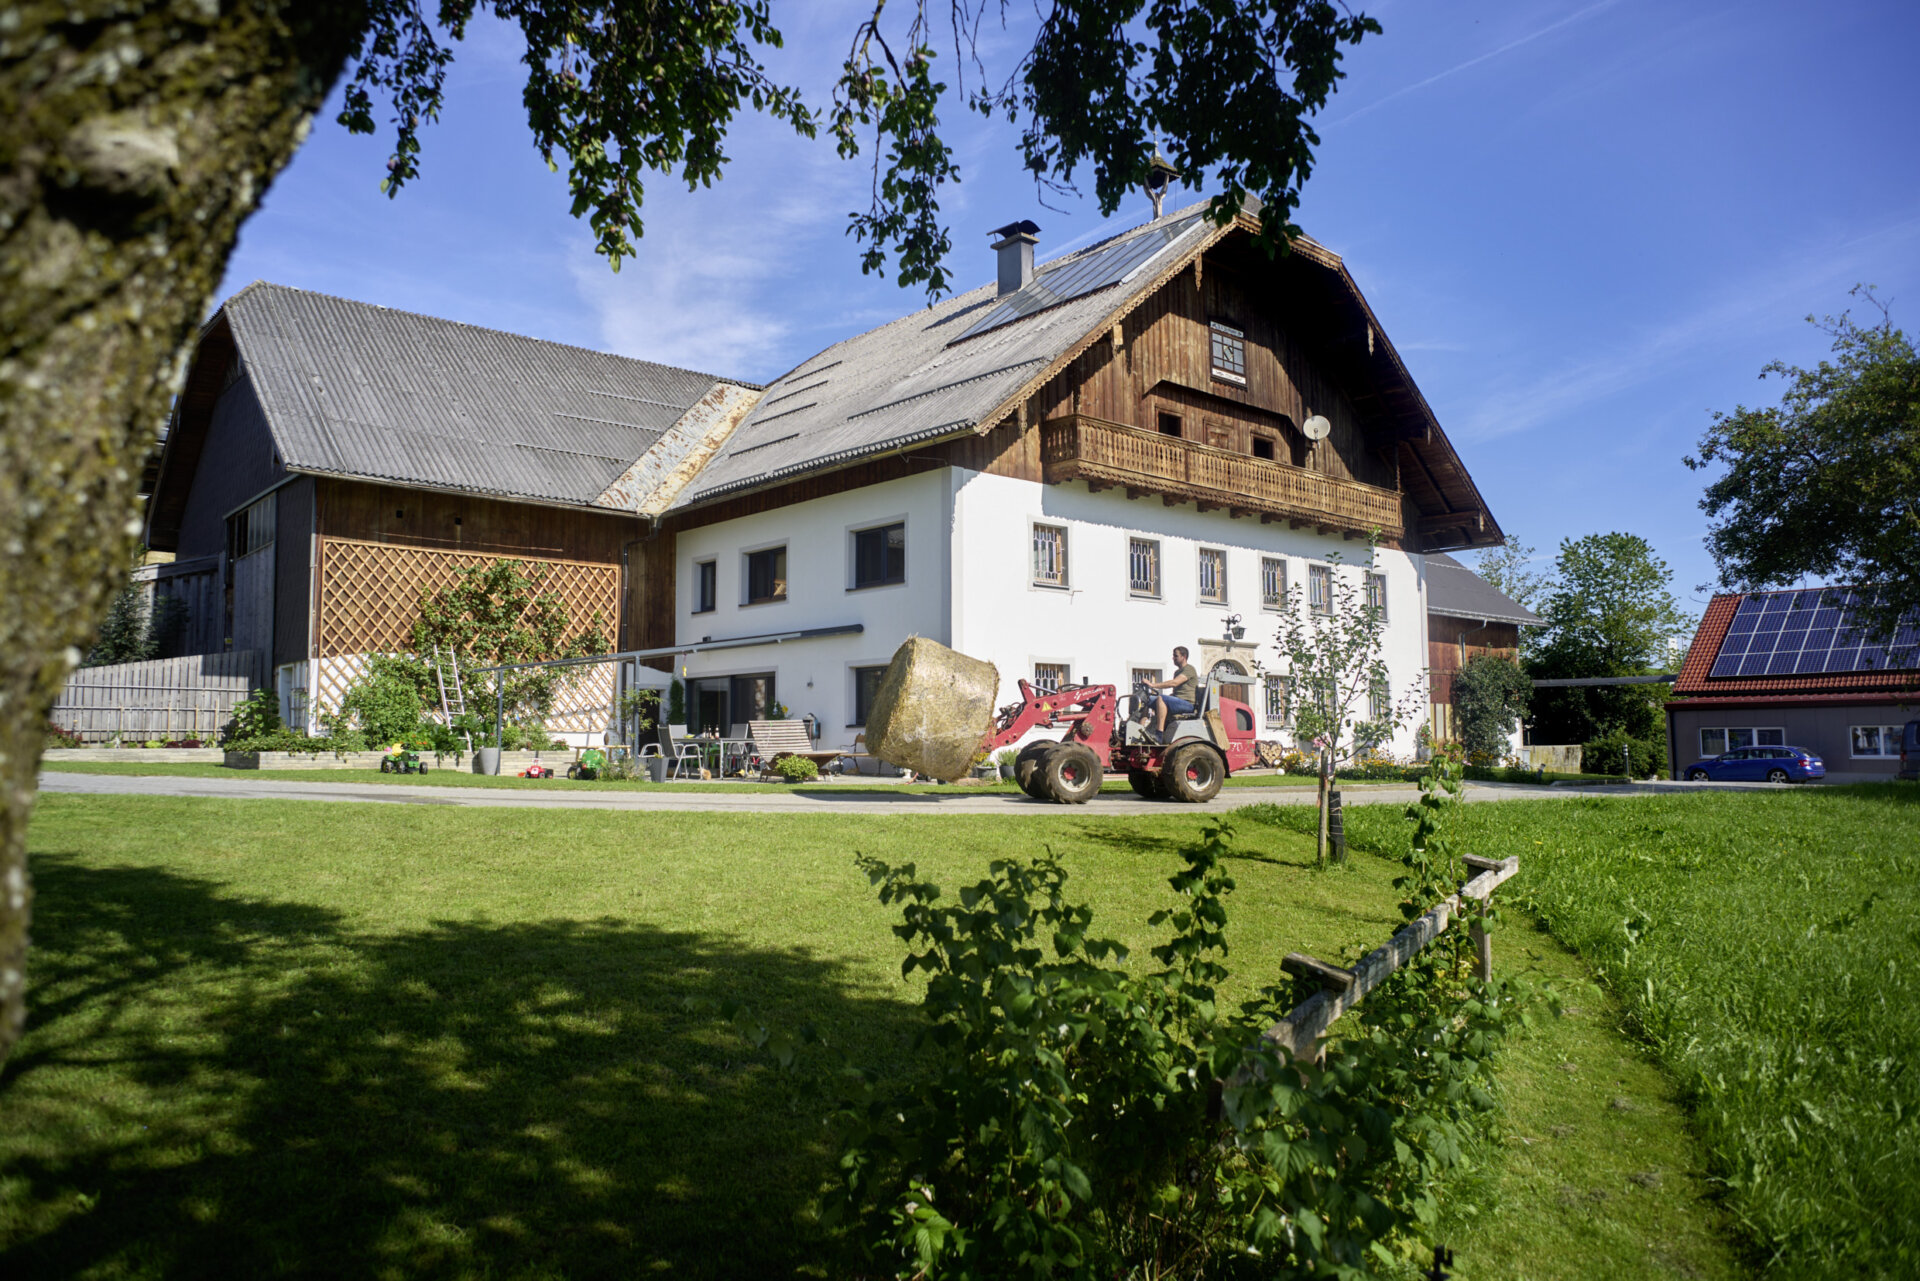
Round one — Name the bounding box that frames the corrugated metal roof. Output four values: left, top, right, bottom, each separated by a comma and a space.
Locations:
223, 282, 750, 509
676, 203, 1237, 506
1425, 552, 1541, 626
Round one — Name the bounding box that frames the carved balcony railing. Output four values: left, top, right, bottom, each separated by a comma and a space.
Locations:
1038, 414, 1405, 539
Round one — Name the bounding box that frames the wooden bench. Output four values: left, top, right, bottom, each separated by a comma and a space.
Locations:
747, 720, 845, 775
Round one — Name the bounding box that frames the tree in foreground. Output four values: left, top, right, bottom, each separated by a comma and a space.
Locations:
1526, 532, 1690, 750
0, 0, 1381, 1061
1687, 287, 1920, 644
1270, 541, 1425, 866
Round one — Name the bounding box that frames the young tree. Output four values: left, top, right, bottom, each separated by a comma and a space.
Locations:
1, 0, 1380, 1063
1527, 533, 1690, 746
1687, 287, 1920, 644
1271, 542, 1425, 866
85, 583, 160, 668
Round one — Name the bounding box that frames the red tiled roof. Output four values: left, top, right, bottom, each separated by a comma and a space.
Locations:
1670, 590, 1920, 698
1665, 692, 1920, 711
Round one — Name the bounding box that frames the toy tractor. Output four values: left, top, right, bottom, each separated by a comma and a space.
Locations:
379, 745, 429, 774
567, 748, 607, 780
992, 676, 1258, 804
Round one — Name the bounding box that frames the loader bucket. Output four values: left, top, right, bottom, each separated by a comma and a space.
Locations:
863, 637, 1000, 782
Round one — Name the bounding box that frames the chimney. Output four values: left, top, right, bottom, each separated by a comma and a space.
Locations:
989, 220, 1040, 296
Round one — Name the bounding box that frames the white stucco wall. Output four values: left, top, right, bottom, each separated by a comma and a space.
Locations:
675, 467, 1433, 760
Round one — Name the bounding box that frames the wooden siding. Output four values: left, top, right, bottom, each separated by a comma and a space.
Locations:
316, 478, 639, 562
1427, 617, 1522, 705
176, 376, 287, 560
273, 476, 315, 670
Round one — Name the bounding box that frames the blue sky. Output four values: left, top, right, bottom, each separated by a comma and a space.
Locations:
216, 0, 1920, 615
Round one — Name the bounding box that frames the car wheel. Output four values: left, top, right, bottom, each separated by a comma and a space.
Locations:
1042, 743, 1103, 804
1766, 768, 1790, 784
1163, 743, 1225, 803
1016, 742, 1060, 799
1686, 768, 1709, 782
1127, 768, 1158, 798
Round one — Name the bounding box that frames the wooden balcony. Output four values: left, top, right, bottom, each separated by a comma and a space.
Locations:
1038, 415, 1405, 538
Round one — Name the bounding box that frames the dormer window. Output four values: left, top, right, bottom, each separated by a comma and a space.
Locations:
1209, 320, 1247, 385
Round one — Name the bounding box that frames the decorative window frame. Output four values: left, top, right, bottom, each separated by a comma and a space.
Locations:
1209, 319, 1248, 385
1127, 537, 1162, 599
1031, 522, 1070, 590
1197, 547, 1227, 605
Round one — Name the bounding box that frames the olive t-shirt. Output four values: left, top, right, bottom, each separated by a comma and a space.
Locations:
1170, 664, 1198, 702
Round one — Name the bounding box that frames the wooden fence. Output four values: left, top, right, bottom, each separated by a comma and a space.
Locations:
51, 651, 263, 743
1265, 854, 1520, 1060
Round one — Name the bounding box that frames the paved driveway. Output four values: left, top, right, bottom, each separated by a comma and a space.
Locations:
33, 770, 1748, 816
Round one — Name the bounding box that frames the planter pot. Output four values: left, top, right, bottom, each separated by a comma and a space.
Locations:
645, 756, 668, 783
474, 747, 502, 776
999, 764, 1015, 780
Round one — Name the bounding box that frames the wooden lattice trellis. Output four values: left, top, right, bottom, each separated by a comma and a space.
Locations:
311, 653, 618, 736
316, 537, 619, 658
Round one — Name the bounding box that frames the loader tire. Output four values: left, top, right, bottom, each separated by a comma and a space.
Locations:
1127, 768, 1159, 798
1042, 743, 1104, 805
1163, 743, 1225, 803
1016, 742, 1060, 798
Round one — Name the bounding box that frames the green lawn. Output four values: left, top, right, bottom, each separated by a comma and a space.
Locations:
1, 796, 1740, 1279
1243, 783, 1920, 1280
37, 757, 1327, 792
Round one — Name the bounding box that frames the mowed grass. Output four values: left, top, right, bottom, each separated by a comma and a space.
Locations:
1246, 784, 1920, 1279
3, 797, 1738, 1279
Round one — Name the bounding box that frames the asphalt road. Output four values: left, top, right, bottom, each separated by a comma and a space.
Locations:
35, 770, 1722, 816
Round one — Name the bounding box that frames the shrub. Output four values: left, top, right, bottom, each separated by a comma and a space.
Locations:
43, 723, 82, 749
1581, 727, 1664, 777
1452, 654, 1530, 761
772, 754, 818, 782
223, 687, 282, 744
331, 656, 431, 746
783, 816, 1524, 1279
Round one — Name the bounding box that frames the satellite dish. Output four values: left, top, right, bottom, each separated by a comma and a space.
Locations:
1302, 414, 1331, 442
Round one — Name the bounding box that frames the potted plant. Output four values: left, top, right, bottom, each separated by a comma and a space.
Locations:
996, 747, 1019, 780
772, 755, 818, 784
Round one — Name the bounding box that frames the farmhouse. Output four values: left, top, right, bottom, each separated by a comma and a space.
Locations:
651, 202, 1503, 758
142, 282, 756, 729
1666, 588, 1919, 780
144, 200, 1508, 759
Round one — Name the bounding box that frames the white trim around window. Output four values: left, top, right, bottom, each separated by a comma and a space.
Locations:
1031, 521, 1069, 590
1849, 724, 1904, 758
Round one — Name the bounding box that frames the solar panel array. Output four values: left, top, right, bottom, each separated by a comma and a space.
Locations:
954, 215, 1206, 342
1709, 590, 1920, 679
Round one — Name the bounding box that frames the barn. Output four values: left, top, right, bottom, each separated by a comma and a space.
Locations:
142, 281, 758, 731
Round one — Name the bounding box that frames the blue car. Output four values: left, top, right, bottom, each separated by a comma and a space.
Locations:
1682, 745, 1826, 783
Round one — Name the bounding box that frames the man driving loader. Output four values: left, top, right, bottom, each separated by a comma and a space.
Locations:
1143, 646, 1199, 743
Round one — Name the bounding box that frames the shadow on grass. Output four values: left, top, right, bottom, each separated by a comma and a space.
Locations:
2, 858, 918, 1279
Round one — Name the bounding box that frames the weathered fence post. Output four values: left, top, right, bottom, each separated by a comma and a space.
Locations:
1463, 854, 1503, 982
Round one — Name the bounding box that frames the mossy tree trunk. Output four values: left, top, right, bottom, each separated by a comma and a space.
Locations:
0, 1, 369, 1065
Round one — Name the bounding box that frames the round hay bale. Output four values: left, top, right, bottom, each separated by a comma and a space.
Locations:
864, 637, 999, 782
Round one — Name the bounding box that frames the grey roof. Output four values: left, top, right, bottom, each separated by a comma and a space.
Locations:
1426, 552, 1541, 625
676, 204, 1228, 506
223, 281, 749, 509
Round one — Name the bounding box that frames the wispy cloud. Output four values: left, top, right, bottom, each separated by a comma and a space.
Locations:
1325, 0, 1624, 127
1454, 209, 1920, 443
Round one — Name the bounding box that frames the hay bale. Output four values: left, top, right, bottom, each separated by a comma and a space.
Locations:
864, 637, 999, 781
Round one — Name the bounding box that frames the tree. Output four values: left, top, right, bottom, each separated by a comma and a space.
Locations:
0, 1, 1380, 1062
85, 582, 160, 668
1687, 287, 1920, 644
1469, 536, 1551, 659
1271, 541, 1426, 866
1451, 654, 1529, 763
1526, 533, 1690, 746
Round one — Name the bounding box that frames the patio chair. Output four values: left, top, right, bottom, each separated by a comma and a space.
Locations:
639, 724, 704, 779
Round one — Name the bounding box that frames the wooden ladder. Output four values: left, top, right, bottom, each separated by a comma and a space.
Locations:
432, 646, 471, 750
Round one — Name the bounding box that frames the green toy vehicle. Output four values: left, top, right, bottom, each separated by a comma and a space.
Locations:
379, 745, 429, 774
567, 747, 607, 781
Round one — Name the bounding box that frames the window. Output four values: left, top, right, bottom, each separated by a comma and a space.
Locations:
1264, 674, 1290, 725
1033, 662, 1071, 693
1251, 436, 1275, 460
1851, 725, 1904, 757
852, 522, 906, 589
1309, 564, 1332, 614
1032, 524, 1068, 587
1261, 557, 1286, 610
1369, 677, 1391, 722
852, 665, 887, 726
1198, 548, 1226, 603
226, 492, 276, 559
693, 559, 717, 613
1131, 667, 1164, 691
1701, 726, 1786, 756
1209, 320, 1247, 384
745, 546, 786, 604
1366, 572, 1388, 621
1128, 538, 1160, 597
1157, 412, 1183, 438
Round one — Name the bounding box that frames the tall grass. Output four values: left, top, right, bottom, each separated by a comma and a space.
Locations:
1238, 785, 1920, 1278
